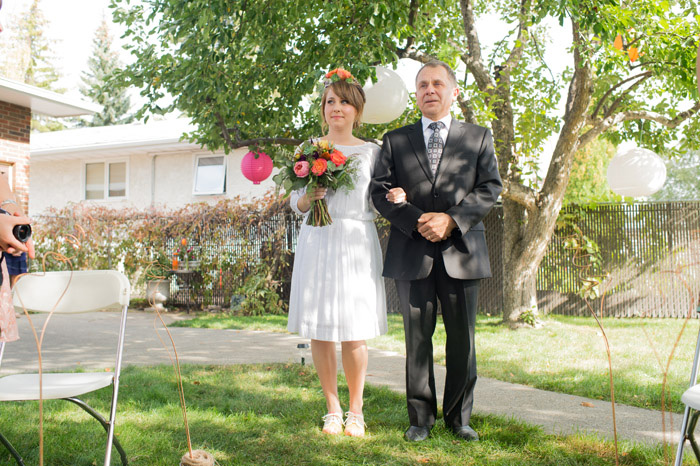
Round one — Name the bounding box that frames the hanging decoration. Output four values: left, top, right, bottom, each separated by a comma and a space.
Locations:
241, 150, 273, 184
361, 66, 408, 124
607, 147, 667, 197
628, 47, 639, 62
613, 34, 623, 50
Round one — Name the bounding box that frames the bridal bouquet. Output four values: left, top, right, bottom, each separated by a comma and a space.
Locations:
273, 139, 357, 226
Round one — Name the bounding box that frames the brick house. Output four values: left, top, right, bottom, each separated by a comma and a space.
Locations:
0, 77, 99, 212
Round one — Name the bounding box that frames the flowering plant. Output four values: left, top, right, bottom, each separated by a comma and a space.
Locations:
273, 139, 357, 226
172, 238, 197, 270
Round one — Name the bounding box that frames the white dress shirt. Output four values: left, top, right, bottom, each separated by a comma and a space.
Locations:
421, 115, 452, 149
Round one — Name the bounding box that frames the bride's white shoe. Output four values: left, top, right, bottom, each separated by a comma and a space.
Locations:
321, 412, 344, 435
344, 411, 366, 437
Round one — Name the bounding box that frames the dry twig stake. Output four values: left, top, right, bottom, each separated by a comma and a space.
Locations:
14, 252, 73, 466
146, 263, 215, 465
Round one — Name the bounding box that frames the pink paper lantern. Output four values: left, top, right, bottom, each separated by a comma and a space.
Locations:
241, 150, 273, 184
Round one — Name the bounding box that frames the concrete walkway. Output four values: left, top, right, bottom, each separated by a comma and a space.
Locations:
2, 310, 685, 447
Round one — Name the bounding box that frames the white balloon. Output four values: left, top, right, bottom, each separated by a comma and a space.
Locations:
361, 66, 409, 124
607, 147, 667, 197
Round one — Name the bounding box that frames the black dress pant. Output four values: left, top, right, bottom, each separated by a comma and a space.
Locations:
395, 253, 479, 429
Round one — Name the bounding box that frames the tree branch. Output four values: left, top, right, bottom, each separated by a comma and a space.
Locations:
456, 93, 477, 124
580, 101, 700, 147
603, 73, 653, 119
502, 0, 531, 76
222, 136, 304, 149
590, 71, 652, 120
501, 180, 537, 211
215, 111, 238, 151
538, 21, 593, 206
459, 0, 493, 92
402, 48, 435, 64
399, 0, 420, 55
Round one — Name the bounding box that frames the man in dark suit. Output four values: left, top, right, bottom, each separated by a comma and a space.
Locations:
371, 60, 502, 442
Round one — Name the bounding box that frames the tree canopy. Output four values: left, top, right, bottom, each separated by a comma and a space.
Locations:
110, 0, 700, 323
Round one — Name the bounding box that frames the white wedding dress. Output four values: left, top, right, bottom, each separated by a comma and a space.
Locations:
287, 141, 388, 342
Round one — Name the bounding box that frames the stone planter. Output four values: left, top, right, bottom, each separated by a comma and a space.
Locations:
146, 279, 171, 311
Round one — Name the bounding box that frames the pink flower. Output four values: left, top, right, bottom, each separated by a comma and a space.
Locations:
294, 161, 310, 177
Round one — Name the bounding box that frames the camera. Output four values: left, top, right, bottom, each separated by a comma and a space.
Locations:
0, 208, 31, 243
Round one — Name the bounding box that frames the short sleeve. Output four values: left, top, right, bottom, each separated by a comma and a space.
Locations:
289, 188, 307, 216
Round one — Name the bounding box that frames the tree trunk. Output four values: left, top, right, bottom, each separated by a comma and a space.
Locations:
500, 198, 553, 326
497, 22, 593, 326
502, 258, 538, 327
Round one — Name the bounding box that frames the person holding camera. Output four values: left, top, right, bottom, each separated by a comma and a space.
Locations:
0, 180, 34, 261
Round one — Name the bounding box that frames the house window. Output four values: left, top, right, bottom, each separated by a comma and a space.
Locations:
85, 161, 127, 200
193, 155, 226, 195
0, 164, 13, 190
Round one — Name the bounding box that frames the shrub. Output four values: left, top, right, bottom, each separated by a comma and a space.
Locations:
32, 192, 294, 312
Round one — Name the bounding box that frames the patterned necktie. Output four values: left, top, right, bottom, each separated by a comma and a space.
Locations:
427, 121, 445, 175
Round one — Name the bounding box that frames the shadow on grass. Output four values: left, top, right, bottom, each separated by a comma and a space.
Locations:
0, 364, 676, 466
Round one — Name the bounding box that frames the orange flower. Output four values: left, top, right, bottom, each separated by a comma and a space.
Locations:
329, 149, 346, 166
311, 159, 328, 176
324, 68, 355, 82
320, 151, 331, 160
628, 47, 639, 62
181, 238, 187, 246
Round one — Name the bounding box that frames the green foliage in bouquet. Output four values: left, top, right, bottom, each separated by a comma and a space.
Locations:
273, 139, 358, 226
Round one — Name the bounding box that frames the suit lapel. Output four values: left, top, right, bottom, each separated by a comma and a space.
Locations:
434, 118, 466, 186
407, 120, 434, 181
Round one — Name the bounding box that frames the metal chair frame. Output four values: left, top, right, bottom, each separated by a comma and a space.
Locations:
676, 315, 700, 465
0, 270, 130, 466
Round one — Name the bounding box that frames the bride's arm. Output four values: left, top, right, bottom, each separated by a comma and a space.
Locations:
290, 187, 327, 214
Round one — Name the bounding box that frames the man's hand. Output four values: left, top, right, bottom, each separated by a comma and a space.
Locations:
416, 212, 457, 242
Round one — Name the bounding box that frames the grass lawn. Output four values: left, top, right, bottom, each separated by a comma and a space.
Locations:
172, 313, 700, 413
0, 364, 682, 465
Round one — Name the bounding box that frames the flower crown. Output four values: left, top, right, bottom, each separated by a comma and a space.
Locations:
324, 68, 357, 87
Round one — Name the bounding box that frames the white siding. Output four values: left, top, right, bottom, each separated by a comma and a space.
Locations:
29, 148, 279, 215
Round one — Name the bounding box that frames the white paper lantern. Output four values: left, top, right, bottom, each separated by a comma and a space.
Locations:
361, 66, 408, 124
607, 147, 667, 197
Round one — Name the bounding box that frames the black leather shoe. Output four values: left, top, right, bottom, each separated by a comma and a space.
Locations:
452, 425, 479, 441
404, 425, 431, 442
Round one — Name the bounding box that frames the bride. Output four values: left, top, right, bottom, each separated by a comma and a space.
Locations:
287, 68, 387, 437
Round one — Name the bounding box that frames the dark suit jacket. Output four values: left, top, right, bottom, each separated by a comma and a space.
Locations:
371, 118, 502, 281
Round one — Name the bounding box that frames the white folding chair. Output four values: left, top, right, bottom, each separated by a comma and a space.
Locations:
0, 270, 130, 466
676, 320, 700, 465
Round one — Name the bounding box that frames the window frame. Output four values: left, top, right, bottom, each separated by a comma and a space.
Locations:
192, 153, 227, 196
83, 159, 129, 201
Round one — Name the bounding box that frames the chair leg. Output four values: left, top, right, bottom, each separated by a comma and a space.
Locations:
688, 410, 700, 464
0, 431, 25, 466
64, 397, 128, 466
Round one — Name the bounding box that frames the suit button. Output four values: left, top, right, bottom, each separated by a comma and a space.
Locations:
433, 192, 439, 198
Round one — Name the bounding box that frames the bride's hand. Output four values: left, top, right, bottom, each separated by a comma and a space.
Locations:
297, 187, 328, 213
306, 187, 328, 201
386, 187, 407, 204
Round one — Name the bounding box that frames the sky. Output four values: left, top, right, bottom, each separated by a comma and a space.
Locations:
1, 0, 123, 99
